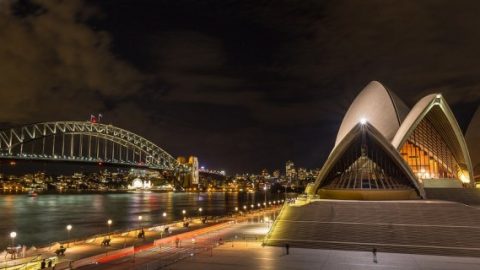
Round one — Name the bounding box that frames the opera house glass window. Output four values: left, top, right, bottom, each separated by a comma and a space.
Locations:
400, 117, 460, 181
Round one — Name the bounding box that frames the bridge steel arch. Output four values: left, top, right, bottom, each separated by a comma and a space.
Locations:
0, 121, 181, 171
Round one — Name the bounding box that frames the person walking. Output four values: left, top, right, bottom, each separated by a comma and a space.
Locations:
41, 259, 46, 269
285, 243, 290, 255
47, 260, 53, 268
372, 247, 377, 263
175, 237, 180, 248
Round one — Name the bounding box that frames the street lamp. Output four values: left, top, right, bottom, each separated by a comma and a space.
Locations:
138, 215, 143, 234
10, 231, 16, 247
66, 224, 72, 247
263, 184, 267, 207
160, 212, 167, 240
107, 219, 112, 239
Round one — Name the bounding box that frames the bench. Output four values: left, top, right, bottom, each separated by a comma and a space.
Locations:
55, 247, 66, 256
101, 238, 111, 246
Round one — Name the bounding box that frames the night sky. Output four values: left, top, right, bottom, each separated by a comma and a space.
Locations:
0, 0, 479, 174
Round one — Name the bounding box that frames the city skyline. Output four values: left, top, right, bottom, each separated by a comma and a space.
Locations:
1, 0, 479, 174
1, 1, 480, 269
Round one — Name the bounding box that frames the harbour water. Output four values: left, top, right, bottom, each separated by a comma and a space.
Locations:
0, 192, 279, 248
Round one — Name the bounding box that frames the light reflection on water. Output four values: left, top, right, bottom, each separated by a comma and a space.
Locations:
0, 192, 277, 248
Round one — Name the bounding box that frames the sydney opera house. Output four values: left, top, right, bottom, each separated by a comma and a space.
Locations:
265, 81, 480, 256
306, 81, 478, 200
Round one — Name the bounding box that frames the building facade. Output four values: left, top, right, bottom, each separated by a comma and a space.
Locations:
306, 81, 477, 200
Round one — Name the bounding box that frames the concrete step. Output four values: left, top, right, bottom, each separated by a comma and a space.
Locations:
265, 200, 480, 257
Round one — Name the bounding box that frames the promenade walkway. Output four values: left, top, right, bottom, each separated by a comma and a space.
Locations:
1, 207, 280, 270
75, 213, 480, 270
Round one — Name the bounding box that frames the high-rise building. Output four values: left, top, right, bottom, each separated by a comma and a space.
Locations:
286, 161, 296, 180
298, 168, 308, 181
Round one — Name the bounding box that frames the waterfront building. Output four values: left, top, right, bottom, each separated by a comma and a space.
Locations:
297, 168, 308, 181
128, 177, 152, 190
285, 160, 296, 180
261, 169, 270, 178
265, 81, 480, 256
305, 81, 476, 200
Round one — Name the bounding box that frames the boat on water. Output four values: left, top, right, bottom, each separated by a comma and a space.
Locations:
127, 189, 152, 193
27, 190, 38, 197
151, 184, 175, 193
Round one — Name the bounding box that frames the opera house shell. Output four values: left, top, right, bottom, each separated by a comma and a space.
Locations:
466, 108, 480, 183
306, 81, 477, 200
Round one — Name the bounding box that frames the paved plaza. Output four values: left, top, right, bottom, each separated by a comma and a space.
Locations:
81, 220, 480, 270
171, 240, 480, 270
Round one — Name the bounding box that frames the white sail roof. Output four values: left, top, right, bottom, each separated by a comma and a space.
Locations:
466, 107, 480, 180
334, 81, 409, 148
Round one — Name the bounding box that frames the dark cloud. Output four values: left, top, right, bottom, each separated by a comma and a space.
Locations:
0, 0, 479, 174
0, 0, 144, 122
277, 0, 480, 103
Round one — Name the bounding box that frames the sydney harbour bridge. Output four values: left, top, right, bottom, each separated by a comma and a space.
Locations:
0, 121, 180, 170
0, 121, 204, 184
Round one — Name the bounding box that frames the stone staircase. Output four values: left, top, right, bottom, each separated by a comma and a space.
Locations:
425, 188, 480, 205
264, 200, 480, 257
